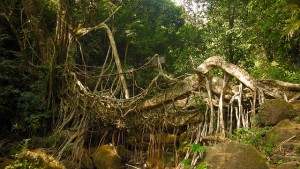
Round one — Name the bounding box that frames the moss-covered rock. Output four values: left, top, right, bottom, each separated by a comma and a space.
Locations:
257, 99, 295, 126
265, 120, 300, 148
291, 100, 300, 113
271, 154, 300, 163
5, 149, 66, 169
264, 119, 300, 164
201, 141, 268, 169
92, 144, 123, 169
61, 160, 80, 169
276, 161, 299, 169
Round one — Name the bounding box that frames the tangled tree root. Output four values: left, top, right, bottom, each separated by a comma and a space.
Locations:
53, 56, 300, 168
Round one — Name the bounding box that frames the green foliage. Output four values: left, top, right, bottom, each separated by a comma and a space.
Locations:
35, 0, 57, 29
179, 159, 208, 169
182, 0, 300, 82
230, 127, 277, 156
5, 156, 43, 169
0, 29, 11, 56
230, 127, 269, 147
166, 24, 206, 75
263, 141, 274, 156
44, 135, 59, 148
295, 146, 300, 154
4, 139, 44, 169
283, 1, 300, 38
195, 96, 207, 113
252, 58, 300, 83
180, 158, 192, 166
179, 143, 206, 168
114, 0, 184, 66
74, 0, 116, 27
18, 90, 50, 133
274, 159, 284, 165
8, 78, 50, 136
188, 143, 206, 153
197, 162, 208, 169
0, 27, 50, 137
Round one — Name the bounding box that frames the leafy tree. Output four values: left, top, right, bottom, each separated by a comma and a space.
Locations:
246, 0, 300, 81
113, 0, 185, 66
0, 27, 49, 137
181, 0, 300, 82
166, 23, 206, 75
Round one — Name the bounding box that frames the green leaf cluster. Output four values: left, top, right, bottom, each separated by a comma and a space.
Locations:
230, 127, 278, 156
0, 28, 50, 137
179, 143, 207, 169
230, 127, 269, 147
188, 143, 206, 153
182, 0, 300, 82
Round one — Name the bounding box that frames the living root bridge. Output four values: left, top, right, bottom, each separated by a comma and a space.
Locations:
54, 56, 300, 165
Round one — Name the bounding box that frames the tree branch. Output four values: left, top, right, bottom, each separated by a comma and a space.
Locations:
76, 23, 129, 99
197, 56, 257, 91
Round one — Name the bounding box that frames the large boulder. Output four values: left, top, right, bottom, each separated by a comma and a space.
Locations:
265, 119, 300, 163
276, 161, 300, 169
265, 120, 300, 147
201, 141, 268, 169
291, 100, 300, 113
4, 149, 66, 169
257, 99, 295, 126
92, 144, 123, 169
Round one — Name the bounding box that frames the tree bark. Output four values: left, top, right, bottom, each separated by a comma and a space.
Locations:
138, 75, 200, 110
197, 56, 257, 91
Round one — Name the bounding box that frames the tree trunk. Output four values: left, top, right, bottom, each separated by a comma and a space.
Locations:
48, 0, 75, 122
21, 0, 52, 61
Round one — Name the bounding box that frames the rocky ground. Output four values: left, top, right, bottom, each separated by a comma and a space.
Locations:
200, 99, 300, 169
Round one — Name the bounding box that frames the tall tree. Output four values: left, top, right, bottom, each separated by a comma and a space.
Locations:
113, 0, 184, 66
181, 0, 300, 79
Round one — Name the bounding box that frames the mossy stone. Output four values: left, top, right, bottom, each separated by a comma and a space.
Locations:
257, 99, 295, 126
276, 161, 299, 169
92, 144, 122, 169
266, 119, 299, 147
202, 141, 268, 169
